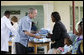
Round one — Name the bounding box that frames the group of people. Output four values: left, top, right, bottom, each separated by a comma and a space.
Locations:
1, 8, 83, 54
47, 13, 83, 54
1, 8, 41, 54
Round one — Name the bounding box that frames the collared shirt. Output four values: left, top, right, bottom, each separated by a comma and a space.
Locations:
1, 16, 16, 52
15, 16, 32, 47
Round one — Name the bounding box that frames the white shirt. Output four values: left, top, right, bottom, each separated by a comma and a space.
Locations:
1, 16, 17, 52
13, 22, 18, 30
11, 22, 18, 41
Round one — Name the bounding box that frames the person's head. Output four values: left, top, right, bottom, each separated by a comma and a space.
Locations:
4, 11, 10, 18
64, 37, 72, 46
11, 16, 18, 25
78, 20, 83, 35
51, 12, 61, 22
11, 16, 18, 22
28, 8, 37, 19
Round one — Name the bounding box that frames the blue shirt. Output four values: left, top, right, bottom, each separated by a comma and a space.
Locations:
15, 16, 32, 47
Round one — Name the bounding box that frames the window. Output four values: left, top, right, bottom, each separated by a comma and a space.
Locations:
70, 6, 83, 32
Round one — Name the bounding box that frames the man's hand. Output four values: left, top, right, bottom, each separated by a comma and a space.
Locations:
24, 31, 43, 39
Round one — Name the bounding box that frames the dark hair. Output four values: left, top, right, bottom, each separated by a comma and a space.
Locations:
77, 19, 83, 36
79, 19, 83, 32
51, 12, 61, 22
65, 37, 72, 45
79, 19, 83, 30
4, 11, 10, 15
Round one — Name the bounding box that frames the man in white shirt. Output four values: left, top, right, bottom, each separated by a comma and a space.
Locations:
1, 11, 17, 54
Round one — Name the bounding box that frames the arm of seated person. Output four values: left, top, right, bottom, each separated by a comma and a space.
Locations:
65, 51, 72, 54
66, 52, 72, 54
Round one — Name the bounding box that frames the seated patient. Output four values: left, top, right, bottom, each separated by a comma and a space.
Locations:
48, 37, 72, 54
72, 18, 83, 54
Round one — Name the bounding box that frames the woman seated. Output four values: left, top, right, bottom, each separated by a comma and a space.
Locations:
67, 19, 83, 54
71, 19, 83, 54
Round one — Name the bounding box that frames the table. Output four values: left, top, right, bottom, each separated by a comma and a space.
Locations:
8, 41, 51, 54
28, 41, 51, 54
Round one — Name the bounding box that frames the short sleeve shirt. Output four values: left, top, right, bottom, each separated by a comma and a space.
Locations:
17, 16, 32, 47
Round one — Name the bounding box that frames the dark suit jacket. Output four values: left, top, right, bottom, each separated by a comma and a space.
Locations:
51, 21, 69, 48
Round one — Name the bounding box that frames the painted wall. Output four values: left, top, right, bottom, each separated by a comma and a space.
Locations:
1, 5, 44, 30
53, 1, 83, 32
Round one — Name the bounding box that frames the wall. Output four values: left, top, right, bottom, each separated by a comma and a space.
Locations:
1, 1, 54, 5
43, 3, 54, 33
54, 1, 83, 32
1, 5, 44, 30
1, 1, 83, 32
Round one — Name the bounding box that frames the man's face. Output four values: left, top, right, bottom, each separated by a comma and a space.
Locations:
31, 10, 37, 19
6, 14, 10, 18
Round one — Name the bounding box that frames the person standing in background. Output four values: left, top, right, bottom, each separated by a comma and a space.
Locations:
31, 21, 38, 34
11, 16, 18, 30
1, 11, 17, 54
15, 8, 42, 54
10, 16, 19, 54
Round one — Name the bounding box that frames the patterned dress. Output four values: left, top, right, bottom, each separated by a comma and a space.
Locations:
72, 35, 83, 54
